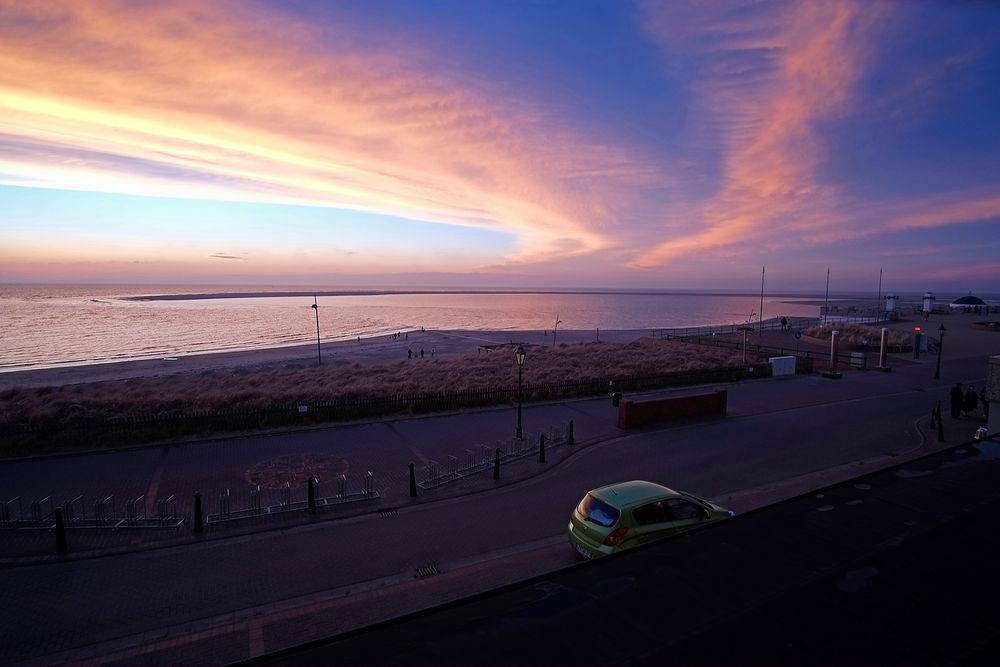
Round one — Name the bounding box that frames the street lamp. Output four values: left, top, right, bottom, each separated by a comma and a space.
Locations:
515, 344, 526, 439
934, 324, 946, 379
552, 316, 563, 347
311, 296, 322, 366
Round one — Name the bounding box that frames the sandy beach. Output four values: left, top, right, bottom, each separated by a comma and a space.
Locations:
0, 327, 654, 390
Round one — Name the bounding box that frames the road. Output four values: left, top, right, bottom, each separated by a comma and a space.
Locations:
0, 364, 978, 666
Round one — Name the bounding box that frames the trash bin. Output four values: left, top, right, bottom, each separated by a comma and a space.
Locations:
611, 392, 622, 407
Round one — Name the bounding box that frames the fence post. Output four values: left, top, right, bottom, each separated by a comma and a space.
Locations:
538, 433, 546, 463
493, 448, 501, 480
937, 412, 945, 443
55, 507, 67, 553
409, 462, 417, 498
308, 477, 317, 515
568, 419, 575, 445
930, 405, 937, 429
193, 492, 204, 533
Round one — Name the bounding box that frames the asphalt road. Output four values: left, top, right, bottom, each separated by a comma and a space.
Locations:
0, 370, 969, 665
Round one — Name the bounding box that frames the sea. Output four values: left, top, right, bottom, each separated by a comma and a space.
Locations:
0, 284, 917, 372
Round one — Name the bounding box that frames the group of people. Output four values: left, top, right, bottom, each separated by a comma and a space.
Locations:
949, 382, 989, 419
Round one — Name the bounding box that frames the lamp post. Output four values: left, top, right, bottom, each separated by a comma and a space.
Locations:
311, 296, 322, 366
934, 324, 946, 380
552, 316, 563, 347
515, 344, 526, 439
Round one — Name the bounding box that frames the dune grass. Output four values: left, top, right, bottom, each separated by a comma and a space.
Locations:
1, 338, 759, 430
802, 323, 910, 346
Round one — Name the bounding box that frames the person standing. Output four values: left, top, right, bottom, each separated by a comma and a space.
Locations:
780, 316, 788, 331
949, 382, 964, 419
964, 385, 979, 418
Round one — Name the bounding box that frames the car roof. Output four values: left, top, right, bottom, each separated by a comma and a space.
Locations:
590, 480, 680, 507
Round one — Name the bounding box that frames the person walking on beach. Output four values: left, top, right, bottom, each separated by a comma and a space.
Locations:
408, 349, 412, 359
950, 382, 964, 419
420, 348, 424, 358
964, 385, 979, 418
780, 316, 788, 332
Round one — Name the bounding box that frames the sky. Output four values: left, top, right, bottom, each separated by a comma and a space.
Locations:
1, 0, 998, 292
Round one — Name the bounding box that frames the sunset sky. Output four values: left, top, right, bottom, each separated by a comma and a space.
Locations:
1, 0, 998, 291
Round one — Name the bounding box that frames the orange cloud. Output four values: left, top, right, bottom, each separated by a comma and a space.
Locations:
0, 1, 664, 265
632, 1, 878, 267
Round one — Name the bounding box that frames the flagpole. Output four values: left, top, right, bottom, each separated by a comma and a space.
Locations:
823, 268, 830, 325
758, 266, 765, 334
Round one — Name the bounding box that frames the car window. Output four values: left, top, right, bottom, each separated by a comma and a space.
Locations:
667, 498, 707, 520
632, 500, 673, 525
578, 494, 621, 527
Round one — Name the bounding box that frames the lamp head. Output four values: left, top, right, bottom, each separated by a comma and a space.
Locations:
516, 344, 526, 367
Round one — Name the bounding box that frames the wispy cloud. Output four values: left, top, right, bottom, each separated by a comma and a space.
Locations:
0, 1, 665, 265
632, 0, 880, 267
210, 253, 245, 261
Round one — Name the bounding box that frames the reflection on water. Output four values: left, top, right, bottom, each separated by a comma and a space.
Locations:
0, 284, 825, 370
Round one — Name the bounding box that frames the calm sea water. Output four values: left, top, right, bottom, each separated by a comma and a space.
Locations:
0, 284, 886, 371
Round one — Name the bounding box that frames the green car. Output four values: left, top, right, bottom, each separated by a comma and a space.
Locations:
567, 480, 735, 559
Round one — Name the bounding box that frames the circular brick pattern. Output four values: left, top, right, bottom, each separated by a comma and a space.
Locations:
245, 453, 350, 489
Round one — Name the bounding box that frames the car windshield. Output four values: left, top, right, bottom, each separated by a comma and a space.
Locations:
578, 493, 621, 527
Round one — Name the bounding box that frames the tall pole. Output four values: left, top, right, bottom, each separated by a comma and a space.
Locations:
823, 267, 830, 325
515, 344, 525, 439
517, 363, 523, 439
311, 296, 321, 366
758, 266, 765, 334
876, 268, 883, 322
552, 315, 562, 348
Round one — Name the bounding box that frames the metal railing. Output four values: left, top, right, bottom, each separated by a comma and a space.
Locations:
419, 423, 571, 490
205, 471, 380, 524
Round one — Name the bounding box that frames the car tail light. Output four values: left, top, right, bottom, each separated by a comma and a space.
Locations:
603, 527, 628, 546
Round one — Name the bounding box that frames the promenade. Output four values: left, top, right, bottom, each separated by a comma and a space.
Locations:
0, 311, 996, 665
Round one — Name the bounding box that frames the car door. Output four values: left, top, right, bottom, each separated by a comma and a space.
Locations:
663, 498, 711, 535
630, 498, 710, 546
628, 500, 674, 547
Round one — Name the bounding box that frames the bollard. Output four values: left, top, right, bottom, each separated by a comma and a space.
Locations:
568, 419, 575, 445
409, 462, 417, 498
538, 433, 546, 463
493, 448, 501, 480
930, 406, 937, 430
55, 507, 67, 553
937, 413, 945, 443
307, 477, 317, 515
193, 492, 204, 533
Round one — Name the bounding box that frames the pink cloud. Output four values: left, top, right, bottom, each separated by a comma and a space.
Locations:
0, 0, 668, 265
631, 0, 880, 267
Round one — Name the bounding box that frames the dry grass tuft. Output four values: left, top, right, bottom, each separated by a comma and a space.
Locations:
803, 324, 910, 346
1, 338, 759, 428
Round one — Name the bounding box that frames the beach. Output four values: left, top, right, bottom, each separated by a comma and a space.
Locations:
0, 327, 656, 390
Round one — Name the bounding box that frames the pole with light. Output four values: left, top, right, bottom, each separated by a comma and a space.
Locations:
311, 296, 322, 366
552, 315, 563, 347
515, 344, 526, 439
934, 324, 946, 380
